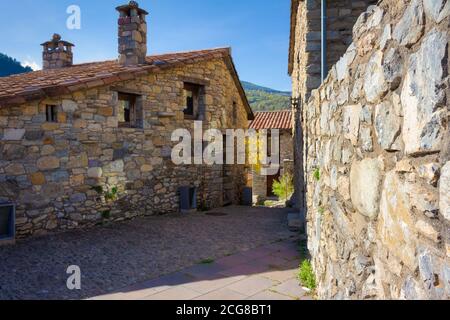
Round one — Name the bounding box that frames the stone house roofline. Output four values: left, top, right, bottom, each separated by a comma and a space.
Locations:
249, 110, 293, 130
0, 47, 254, 120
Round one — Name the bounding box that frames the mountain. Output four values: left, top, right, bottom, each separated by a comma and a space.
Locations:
242, 81, 292, 112
0, 53, 33, 77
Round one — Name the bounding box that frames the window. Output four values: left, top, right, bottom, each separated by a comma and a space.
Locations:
46, 105, 58, 122
118, 93, 137, 128
183, 83, 201, 119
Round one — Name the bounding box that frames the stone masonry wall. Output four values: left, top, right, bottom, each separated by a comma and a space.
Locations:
301, 0, 449, 299
0, 58, 249, 239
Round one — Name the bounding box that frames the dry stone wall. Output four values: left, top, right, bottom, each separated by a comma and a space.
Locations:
0, 58, 249, 239
301, 0, 449, 299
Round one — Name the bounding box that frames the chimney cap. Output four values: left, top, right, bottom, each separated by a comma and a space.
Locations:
116, 1, 149, 15
41, 34, 75, 47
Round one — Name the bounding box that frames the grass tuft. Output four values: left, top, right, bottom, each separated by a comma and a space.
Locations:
298, 260, 316, 291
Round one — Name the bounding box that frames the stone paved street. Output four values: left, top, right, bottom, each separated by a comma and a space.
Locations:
0, 206, 307, 300
91, 237, 310, 300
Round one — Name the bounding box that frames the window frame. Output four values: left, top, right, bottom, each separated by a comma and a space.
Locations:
45, 105, 58, 123
183, 83, 201, 120
117, 92, 138, 128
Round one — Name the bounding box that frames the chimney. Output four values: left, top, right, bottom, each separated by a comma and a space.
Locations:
116, 1, 148, 66
41, 34, 74, 70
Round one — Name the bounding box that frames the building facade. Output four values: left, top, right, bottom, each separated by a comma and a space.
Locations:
249, 110, 294, 203
0, 2, 253, 240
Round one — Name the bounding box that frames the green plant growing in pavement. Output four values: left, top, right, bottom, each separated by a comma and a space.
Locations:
313, 168, 321, 182
272, 172, 294, 201
198, 258, 215, 265
298, 260, 316, 291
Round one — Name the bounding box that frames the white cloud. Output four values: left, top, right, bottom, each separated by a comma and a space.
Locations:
21, 60, 41, 71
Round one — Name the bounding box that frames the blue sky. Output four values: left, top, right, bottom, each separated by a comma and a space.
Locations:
0, 0, 292, 91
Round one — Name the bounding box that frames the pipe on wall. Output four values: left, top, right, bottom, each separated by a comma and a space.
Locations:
321, 0, 327, 83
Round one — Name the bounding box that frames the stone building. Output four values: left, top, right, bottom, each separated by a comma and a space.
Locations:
0, 1, 253, 241
249, 110, 294, 203
290, 0, 449, 299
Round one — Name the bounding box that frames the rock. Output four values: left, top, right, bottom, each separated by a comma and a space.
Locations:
378, 171, 417, 270
416, 220, 441, 243
41, 145, 55, 156
393, 0, 425, 47
1, 144, 26, 160
113, 148, 128, 160
375, 101, 402, 151
337, 176, 351, 201
5, 163, 25, 175
401, 29, 448, 155
418, 163, 440, 186
360, 127, 373, 152
67, 153, 88, 169
30, 172, 46, 185
70, 193, 87, 203
424, 0, 450, 23
2, 129, 25, 141
440, 162, 450, 222
350, 158, 383, 219
109, 160, 124, 173
87, 167, 103, 178
336, 44, 357, 82
401, 276, 427, 300
379, 24, 391, 50
140, 164, 153, 172
364, 51, 388, 103
343, 105, 362, 145
62, 100, 78, 113
37, 156, 60, 171
395, 159, 414, 173
383, 48, 403, 90
24, 130, 44, 141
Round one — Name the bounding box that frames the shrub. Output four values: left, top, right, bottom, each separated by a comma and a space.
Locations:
272, 173, 294, 201
298, 260, 316, 290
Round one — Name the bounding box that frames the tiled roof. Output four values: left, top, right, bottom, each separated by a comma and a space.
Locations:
249, 110, 293, 130
0, 48, 253, 118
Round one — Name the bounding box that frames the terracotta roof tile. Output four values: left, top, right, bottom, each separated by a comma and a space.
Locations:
0, 48, 253, 118
249, 110, 293, 130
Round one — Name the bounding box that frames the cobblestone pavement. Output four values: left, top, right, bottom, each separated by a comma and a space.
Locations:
0, 206, 302, 300
91, 237, 311, 300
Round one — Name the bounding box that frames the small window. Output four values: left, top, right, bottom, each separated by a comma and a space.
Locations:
183, 83, 201, 119
46, 105, 58, 122
118, 93, 137, 128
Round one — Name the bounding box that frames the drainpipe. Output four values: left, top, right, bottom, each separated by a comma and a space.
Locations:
321, 0, 327, 83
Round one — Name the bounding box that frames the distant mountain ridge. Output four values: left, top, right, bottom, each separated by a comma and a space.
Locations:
242, 81, 292, 112
0, 53, 32, 77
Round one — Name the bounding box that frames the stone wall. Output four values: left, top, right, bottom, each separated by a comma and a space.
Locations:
0, 58, 249, 238
300, 0, 449, 299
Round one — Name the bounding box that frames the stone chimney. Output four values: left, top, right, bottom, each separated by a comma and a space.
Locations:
116, 1, 148, 66
41, 34, 74, 70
